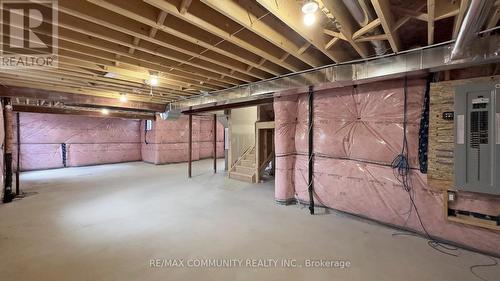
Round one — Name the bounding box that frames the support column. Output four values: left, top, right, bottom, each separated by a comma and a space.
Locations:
15, 112, 20, 195
3, 98, 15, 203
213, 114, 217, 173
188, 113, 192, 178
308, 86, 315, 215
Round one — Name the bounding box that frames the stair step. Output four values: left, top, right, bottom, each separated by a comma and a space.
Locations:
235, 165, 254, 174
240, 160, 255, 167
229, 171, 254, 183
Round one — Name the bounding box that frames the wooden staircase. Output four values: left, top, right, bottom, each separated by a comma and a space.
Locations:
229, 146, 256, 183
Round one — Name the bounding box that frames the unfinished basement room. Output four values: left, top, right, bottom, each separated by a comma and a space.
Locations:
0, 0, 500, 280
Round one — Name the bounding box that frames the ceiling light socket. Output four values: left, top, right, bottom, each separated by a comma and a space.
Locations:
302, 0, 318, 14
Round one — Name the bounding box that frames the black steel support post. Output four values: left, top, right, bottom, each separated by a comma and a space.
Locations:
213, 114, 217, 174
188, 112, 192, 178
308, 85, 315, 215
3, 98, 14, 203
15, 112, 20, 195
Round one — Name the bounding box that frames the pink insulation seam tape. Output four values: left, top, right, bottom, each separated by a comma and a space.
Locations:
141, 115, 225, 165
274, 78, 500, 255
13, 113, 142, 171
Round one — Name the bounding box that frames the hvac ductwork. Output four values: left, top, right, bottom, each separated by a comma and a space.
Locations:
451, 0, 494, 59
159, 104, 181, 120
341, 0, 388, 55
171, 35, 499, 112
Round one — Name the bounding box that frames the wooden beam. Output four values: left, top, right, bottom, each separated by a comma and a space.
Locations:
325, 37, 339, 50
453, 0, 471, 38
352, 18, 382, 41
0, 77, 172, 104
354, 34, 388, 42
393, 2, 427, 31
487, 7, 500, 29
323, 29, 346, 41
132, 0, 300, 72
129, 10, 168, 55
254, 0, 351, 62
0, 86, 167, 112
322, 0, 371, 58
182, 97, 274, 114
59, 1, 275, 79
179, 0, 192, 14
372, 0, 402, 52
55, 20, 256, 83
435, 8, 459, 21
428, 0, 435, 45
12, 105, 156, 120
434, 0, 460, 21
392, 6, 428, 22
7, 17, 230, 91
201, 0, 323, 67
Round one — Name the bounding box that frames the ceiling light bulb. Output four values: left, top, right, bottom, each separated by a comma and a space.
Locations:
304, 13, 316, 26
149, 75, 159, 86
101, 108, 109, 115
302, 0, 318, 14
119, 94, 127, 102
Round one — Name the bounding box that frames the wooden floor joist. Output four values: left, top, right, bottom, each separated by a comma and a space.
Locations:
0, 0, 494, 110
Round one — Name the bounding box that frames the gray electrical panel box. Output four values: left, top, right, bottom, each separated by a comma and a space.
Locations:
454, 83, 500, 195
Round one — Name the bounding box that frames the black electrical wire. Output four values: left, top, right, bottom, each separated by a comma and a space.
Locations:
391, 76, 458, 256
391, 76, 499, 281
470, 257, 498, 281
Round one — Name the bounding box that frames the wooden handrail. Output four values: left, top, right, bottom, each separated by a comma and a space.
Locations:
230, 145, 255, 172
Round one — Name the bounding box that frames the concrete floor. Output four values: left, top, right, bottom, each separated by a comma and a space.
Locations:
0, 159, 498, 281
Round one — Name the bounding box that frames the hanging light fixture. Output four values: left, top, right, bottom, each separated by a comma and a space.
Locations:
302, 0, 318, 26
304, 13, 316, 26
302, 0, 318, 14
149, 75, 159, 86
119, 93, 128, 102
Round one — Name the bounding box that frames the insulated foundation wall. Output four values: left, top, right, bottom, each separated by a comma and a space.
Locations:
0, 100, 5, 188
141, 115, 224, 165
13, 113, 142, 171
274, 78, 500, 255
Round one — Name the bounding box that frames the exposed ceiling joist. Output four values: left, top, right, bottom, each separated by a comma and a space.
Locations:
352, 18, 381, 41
371, 0, 402, 52
393, 2, 427, 31
322, 0, 371, 58
179, 0, 192, 14
59, 1, 276, 78
90, 0, 296, 74
255, 0, 352, 63
200, 0, 323, 68
428, 0, 435, 45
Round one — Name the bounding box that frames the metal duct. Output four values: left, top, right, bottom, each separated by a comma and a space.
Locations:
451, 0, 493, 59
171, 35, 500, 112
159, 104, 181, 120
342, 0, 387, 55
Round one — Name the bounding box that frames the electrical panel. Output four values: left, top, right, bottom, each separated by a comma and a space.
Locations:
145, 120, 153, 131
454, 83, 499, 195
